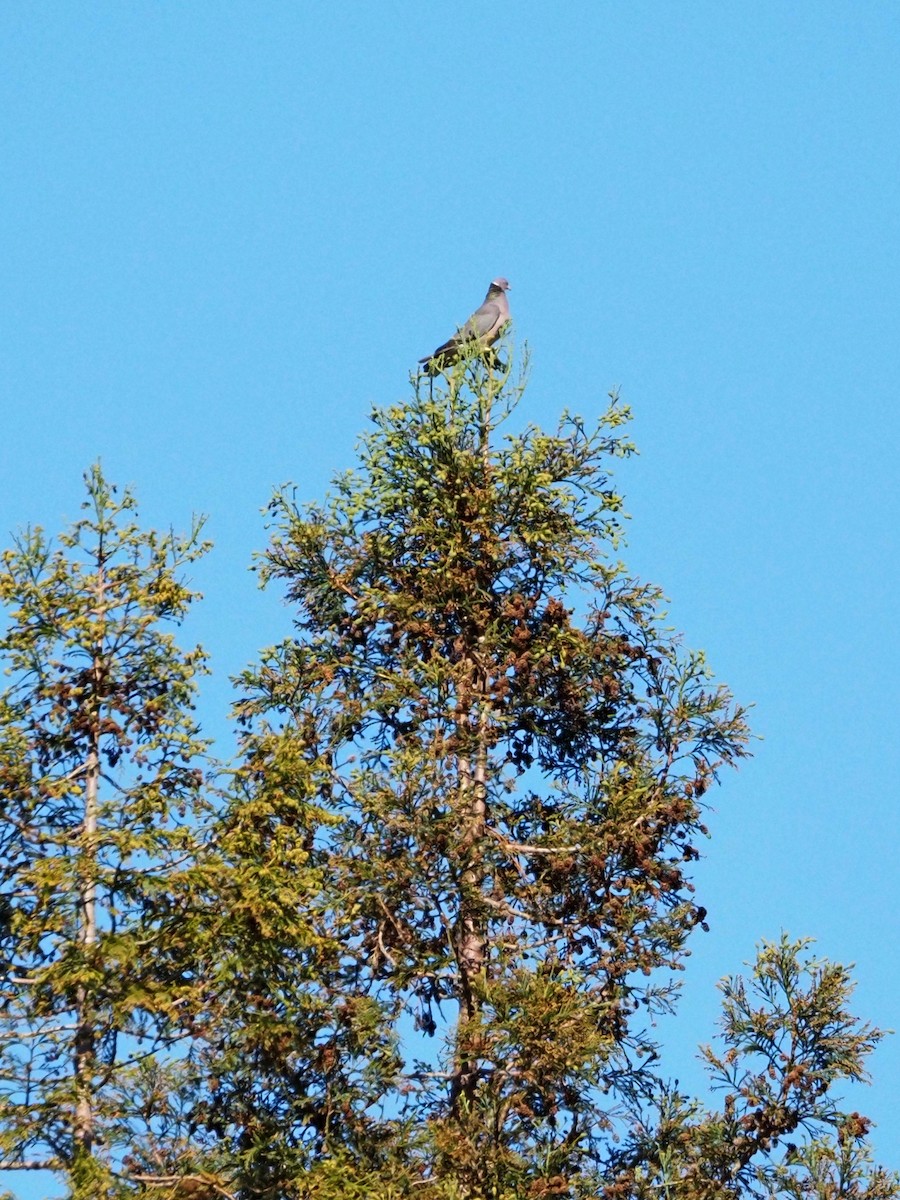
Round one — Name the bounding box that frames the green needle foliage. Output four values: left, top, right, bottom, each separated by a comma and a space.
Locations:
209, 346, 890, 1200
0, 352, 894, 1200
0, 465, 214, 1198
212, 349, 895, 1197
605, 934, 897, 1200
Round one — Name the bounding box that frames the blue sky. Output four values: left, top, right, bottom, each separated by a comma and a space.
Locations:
2, 3, 899, 1193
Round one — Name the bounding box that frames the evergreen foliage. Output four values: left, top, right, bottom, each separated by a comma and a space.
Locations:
0, 354, 894, 1200
0, 467, 214, 1198
191, 349, 893, 1199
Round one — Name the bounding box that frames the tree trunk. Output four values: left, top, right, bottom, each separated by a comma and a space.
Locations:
450, 399, 494, 1115
73, 738, 98, 1158
451, 666, 490, 1115
74, 564, 104, 1162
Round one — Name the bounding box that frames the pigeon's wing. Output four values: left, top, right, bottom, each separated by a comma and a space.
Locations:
419, 306, 495, 365
459, 300, 503, 341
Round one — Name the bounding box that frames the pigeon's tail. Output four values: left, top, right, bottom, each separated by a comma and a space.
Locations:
418, 342, 456, 376
419, 338, 512, 378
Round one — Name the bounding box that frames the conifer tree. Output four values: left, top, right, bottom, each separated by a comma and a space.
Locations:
0, 466, 214, 1198
214, 347, 895, 1197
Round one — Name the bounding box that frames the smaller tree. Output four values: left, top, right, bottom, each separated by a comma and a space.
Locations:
0, 465, 214, 1198
605, 935, 898, 1200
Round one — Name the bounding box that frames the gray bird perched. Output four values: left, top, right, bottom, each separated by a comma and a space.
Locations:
419, 277, 511, 376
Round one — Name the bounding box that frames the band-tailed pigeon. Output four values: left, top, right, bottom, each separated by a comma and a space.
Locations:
419, 277, 511, 375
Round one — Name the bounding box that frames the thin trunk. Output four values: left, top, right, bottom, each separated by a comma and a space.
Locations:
74, 561, 104, 1162
452, 677, 490, 1115
73, 738, 98, 1158
456, 703, 489, 994
451, 395, 494, 1115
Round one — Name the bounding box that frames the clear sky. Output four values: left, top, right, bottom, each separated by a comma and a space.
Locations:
2, 4, 899, 1194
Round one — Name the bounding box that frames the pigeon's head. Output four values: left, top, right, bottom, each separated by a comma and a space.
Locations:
490, 277, 511, 293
